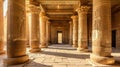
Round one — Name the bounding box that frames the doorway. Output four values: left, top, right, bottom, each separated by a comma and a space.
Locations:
57, 31, 62, 44
112, 30, 116, 48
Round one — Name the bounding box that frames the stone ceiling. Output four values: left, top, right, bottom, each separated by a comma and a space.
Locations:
27, 0, 120, 21
39, 0, 81, 21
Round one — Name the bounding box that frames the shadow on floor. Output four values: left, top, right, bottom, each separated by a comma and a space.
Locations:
111, 56, 120, 66
48, 46, 76, 50
25, 61, 52, 67
41, 51, 90, 59
112, 61, 120, 66
8, 60, 52, 67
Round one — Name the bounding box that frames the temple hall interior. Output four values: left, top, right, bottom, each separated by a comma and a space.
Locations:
0, 0, 120, 67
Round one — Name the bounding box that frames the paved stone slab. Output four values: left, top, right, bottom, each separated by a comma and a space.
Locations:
0, 45, 120, 67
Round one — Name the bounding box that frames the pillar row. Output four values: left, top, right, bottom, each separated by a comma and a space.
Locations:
40, 12, 48, 48
29, 5, 41, 53
0, 0, 5, 54
71, 16, 78, 48
76, 6, 89, 52
4, 0, 29, 65
90, 0, 115, 64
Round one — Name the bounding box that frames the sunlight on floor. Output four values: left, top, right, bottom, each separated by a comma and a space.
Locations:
0, 44, 120, 67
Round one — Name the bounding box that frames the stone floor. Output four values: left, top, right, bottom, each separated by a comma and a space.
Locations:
0, 44, 120, 67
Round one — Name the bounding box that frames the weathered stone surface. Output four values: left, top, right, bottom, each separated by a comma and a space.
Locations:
29, 41, 41, 53
4, 0, 29, 65
76, 6, 89, 52
71, 16, 78, 48
90, 0, 115, 64
46, 21, 51, 46
40, 12, 48, 48
0, 0, 5, 54
69, 21, 73, 45
90, 53, 114, 64
29, 5, 41, 53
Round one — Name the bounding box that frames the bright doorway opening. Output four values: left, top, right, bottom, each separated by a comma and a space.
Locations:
57, 31, 62, 44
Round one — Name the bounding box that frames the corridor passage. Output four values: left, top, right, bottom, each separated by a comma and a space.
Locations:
0, 44, 120, 67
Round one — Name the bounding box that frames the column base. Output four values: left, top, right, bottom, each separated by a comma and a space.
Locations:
77, 48, 89, 52
72, 44, 78, 48
90, 53, 115, 65
40, 45, 48, 48
29, 48, 41, 53
4, 55, 29, 66
0, 50, 5, 54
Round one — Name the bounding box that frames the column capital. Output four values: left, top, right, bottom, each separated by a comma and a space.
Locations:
28, 4, 41, 14
40, 12, 46, 16
71, 15, 78, 19
42, 16, 49, 20
76, 6, 90, 14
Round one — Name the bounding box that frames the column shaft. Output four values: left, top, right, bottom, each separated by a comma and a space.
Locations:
29, 5, 41, 53
77, 6, 89, 52
46, 21, 51, 45
40, 12, 48, 48
0, 0, 5, 54
90, 0, 115, 64
69, 21, 73, 45
26, 12, 30, 47
4, 0, 29, 65
71, 16, 78, 48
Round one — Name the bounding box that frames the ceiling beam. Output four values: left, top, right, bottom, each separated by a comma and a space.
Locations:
39, 0, 80, 5
46, 9, 74, 12
49, 17, 71, 20
47, 12, 73, 15
46, 10, 74, 15
49, 18, 71, 21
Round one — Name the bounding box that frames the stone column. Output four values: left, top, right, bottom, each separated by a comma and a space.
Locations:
4, 0, 29, 65
29, 5, 41, 53
0, 0, 5, 54
90, 0, 115, 64
40, 12, 48, 48
69, 21, 73, 45
76, 6, 89, 52
71, 16, 78, 48
46, 21, 51, 46
26, 12, 30, 47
